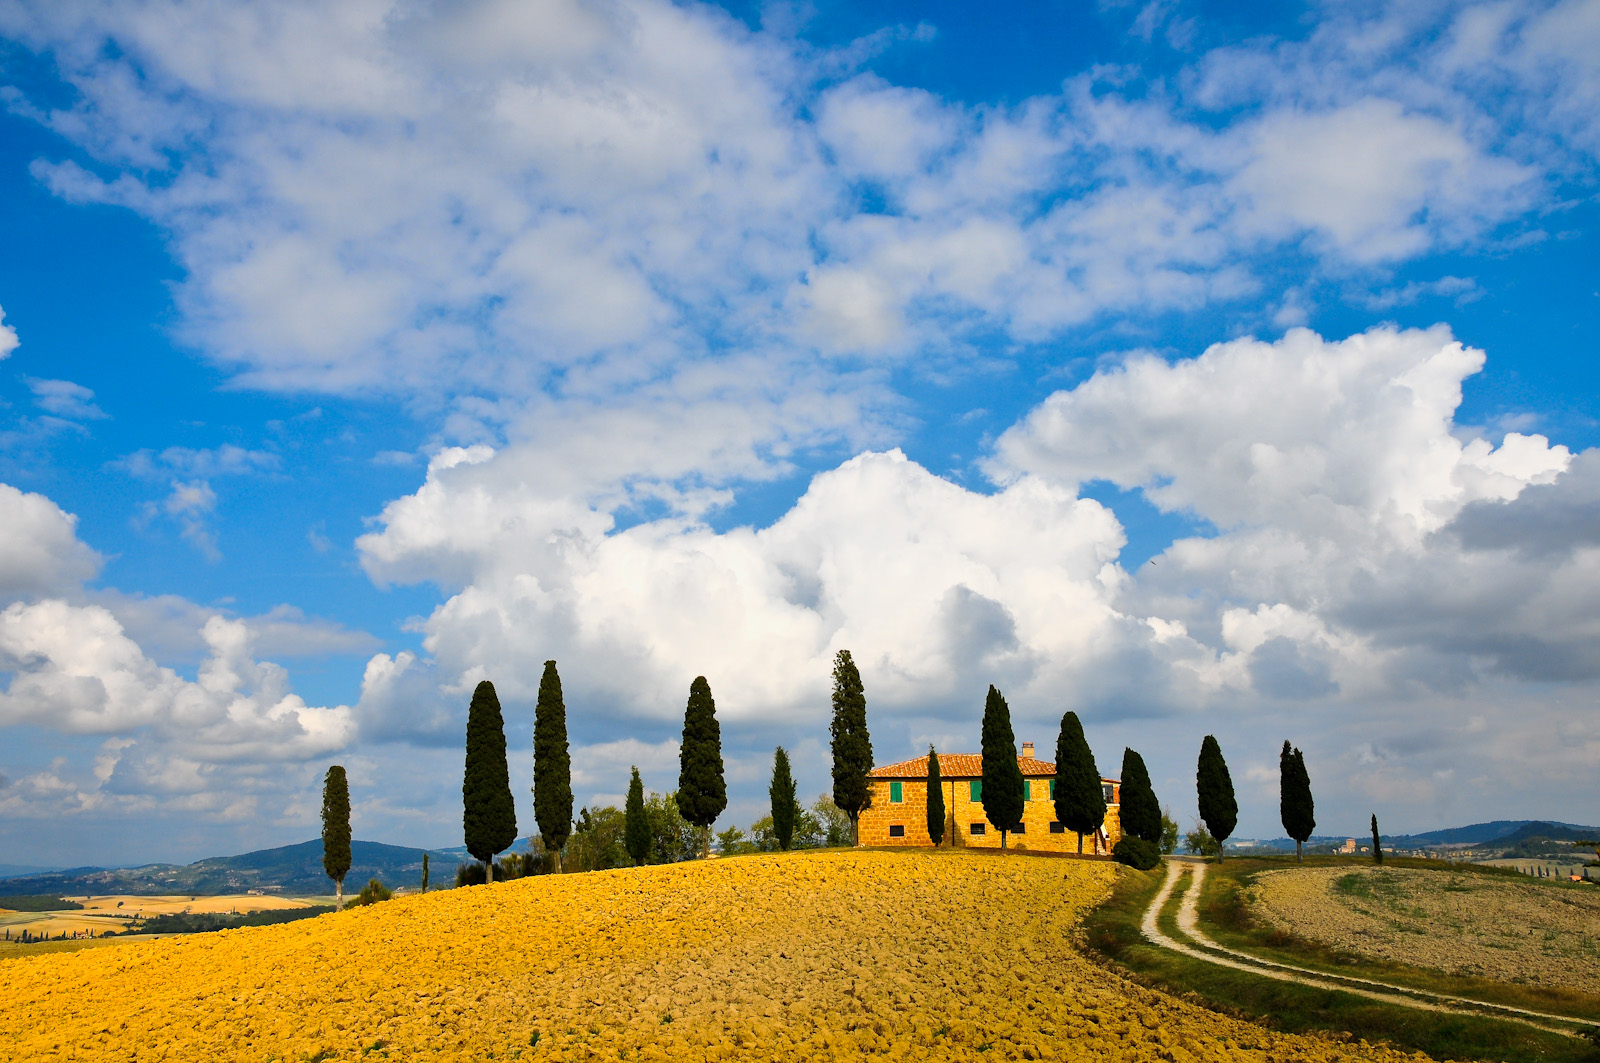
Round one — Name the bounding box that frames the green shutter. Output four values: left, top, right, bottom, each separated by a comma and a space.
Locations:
890, 781, 902, 803
1049, 779, 1056, 799
970, 779, 982, 801
1023, 779, 1031, 800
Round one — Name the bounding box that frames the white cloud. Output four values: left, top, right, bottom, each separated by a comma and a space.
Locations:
25, 377, 108, 421
0, 305, 17, 360
0, 483, 103, 596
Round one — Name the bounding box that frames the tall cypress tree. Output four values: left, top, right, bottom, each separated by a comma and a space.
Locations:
1053, 711, 1106, 854
770, 747, 798, 851
1196, 734, 1238, 862
624, 766, 650, 867
421, 852, 430, 893
1371, 813, 1383, 865
1280, 741, 1316, 863
926, 746, 946, 847
533, 660, 572, 871
678, 676, 727, 858
321, 764, 352, 907
829, 649, 873, 846
1119, 747, 1161, 844
980, 685, 1025, 849
463, 680, 517, 882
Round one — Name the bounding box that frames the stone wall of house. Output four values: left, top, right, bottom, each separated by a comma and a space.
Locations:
858, 777, 1122, 854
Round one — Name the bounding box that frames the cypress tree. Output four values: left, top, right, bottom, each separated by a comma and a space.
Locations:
1119, 747, 1161, 844
980, 685, 1025, 849
624, 766, 650, 867
1053, 711, 1106, 854
463, 680, 517, 882
1195, 735, 1238, 862
770, 747, 798, 851
533, 660, 573, 871
1279, 741, 1316, 863
829, 649, 873, 846
421, 852, 430, 893
1371, 813, 1383, 865
678, 676, 727, 858
321, 764, 352, 907
926, 746, 946, 847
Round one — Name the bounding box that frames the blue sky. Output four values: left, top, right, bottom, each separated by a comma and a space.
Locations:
1, 0, 1598, 866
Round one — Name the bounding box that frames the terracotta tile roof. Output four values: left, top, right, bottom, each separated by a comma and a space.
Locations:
869, 752, 1118, 786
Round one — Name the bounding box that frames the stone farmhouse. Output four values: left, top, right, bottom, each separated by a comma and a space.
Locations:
858, 742, 1122, 854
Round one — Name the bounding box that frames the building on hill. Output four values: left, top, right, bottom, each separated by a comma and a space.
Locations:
858, 742, 1122, 854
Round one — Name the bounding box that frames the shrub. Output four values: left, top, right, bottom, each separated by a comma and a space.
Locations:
347, 879, 393, 908
1112, 836, 1161, 870
455, 862, 487, 888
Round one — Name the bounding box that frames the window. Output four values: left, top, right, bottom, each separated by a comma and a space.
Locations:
970, 780, 982, 801
1049, 822, 1065, 834
1023, 779, 1031, 800
1103, 782, 1115, 804
1049, 779, 1056, 800
888, 824, 905, 838
890, 781, 903, 803
1013, 822, 1026, 834
970, 822, 986, 836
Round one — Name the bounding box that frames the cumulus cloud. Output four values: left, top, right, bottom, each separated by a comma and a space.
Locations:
25, 377, 107, 420
0, 483, 103, 596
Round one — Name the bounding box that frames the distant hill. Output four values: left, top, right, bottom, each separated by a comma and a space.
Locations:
0, 863, 65, 880
1491, 821, 1600, 845
0, 840, 456, 897
1389, 820, 1600, 847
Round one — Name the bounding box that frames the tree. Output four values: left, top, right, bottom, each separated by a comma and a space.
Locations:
1279, 741, 1316, 863
463, 680, 517, 882
811, 794, 852, 847
1371, 813, 1383, 865
321, 765, 352, 907
645, 791, 700, 864
421, 852, 430, 893
624, 766, 650, 867
533, 660, 573, 872
829, 649, 873, 846
1119, 748, 1161, 844
926, 746, 946, 847
678, 676, 727, 858
1159, 806, 1180, 854
1053, 711, 1106, 854
980, 686, 1025, 849
1195, 734, 1238, 862
769, 747, 799, 851
1183, 821, 1220, 857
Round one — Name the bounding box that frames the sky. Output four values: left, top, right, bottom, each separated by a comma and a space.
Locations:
1, 0, 1598, 868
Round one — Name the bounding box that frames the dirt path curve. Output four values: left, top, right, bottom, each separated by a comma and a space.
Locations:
1139, 858, 1592, 1038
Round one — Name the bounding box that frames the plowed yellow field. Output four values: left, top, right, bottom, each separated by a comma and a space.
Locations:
0, 850, 1423, 1062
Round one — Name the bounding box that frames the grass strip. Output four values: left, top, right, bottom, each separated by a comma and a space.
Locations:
1082, 863, 1600, 1063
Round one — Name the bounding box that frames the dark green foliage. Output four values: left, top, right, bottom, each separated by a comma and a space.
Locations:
980, 685, 1025, 849
347, 878, 393, 908
463, 680, 517, 880
321, 765, 352, 899
533, 661, 573, 861
677, 677, 727, 855
1183, 822, 1220, 857
1112, 835, 1161, 870
1119, 748, 1161, 843
770, 747, 798, 851
828, 649, 873, 844
564, 806, 630, 872
1052, 711, 1105, 853
421, 852, 430, 892
646, 791, 700, 863
1372, 813, 1384, 865
1195, 734, 1238, 860
132, 906, 334, 935
625, 766, 650, 866
455, 861, 487, 887
811, 794, 852, 847
926, 747, 946, 847
0, 896, 83, 912
1279, 741, 1316, 862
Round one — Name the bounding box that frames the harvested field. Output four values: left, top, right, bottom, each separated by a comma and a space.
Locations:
1, 850, 1423, 1062
1, 893, 314, 942
1248, 866, 1600, 995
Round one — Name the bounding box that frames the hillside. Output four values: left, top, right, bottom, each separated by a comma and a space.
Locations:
0, 850, 1420, 1062
0, 840, 451, 897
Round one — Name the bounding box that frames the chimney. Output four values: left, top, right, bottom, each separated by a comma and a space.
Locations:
1021, 741, 1034, 759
